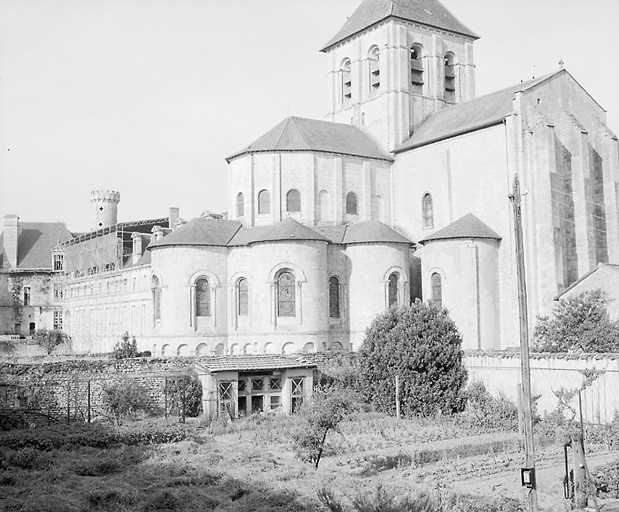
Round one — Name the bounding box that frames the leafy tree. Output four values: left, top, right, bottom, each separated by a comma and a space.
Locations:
293, 388, 353, 468
33, 329, 71, 354
166, 374, 203, 418
113, 331, 139, 359
533, 289, 619, 353
101, 378, 154, 425
358, 300, 467, 416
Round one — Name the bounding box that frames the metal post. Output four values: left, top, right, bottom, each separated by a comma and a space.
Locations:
509, 175, 538, 511
164, 377, 168, 420
87, 380, 91, 423
395, 375, 400, 419
66, 381, 71, 424
181, 379, 186, 424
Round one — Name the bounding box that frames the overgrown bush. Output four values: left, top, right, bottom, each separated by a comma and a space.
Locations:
166, 374, 203, 418
460, 380, 519, 430
0, 447, 53, 470
113, 331, 139, 359
314, 351, 361, 390
533, 289, 619, 352
591, 459, 619, 498
33, 328, 71, 354
101, 378, 155, 425
358, 301, 468, 416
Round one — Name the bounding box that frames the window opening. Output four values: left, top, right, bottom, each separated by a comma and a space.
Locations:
252, 378, 264, 392
346, 191, 358, 215
195, 277, 210, 317
422, 193, 434, 229
23, 287, 30, 306
431, 273, 442, 308
53, 311, 63, 330
277, 271, 296, 317
410, 44, 424, 93
286, 189, 301, 213
341, 59, 352, 105
291, 377, 305, 412
236, 192, 244, 218
152, 276, 161, 322
270, 395, 281, 409
388, 273, 398, 308
444, 52, 456, 102
329, 276, 341, 318
237, 278, 248, 316
369, 46, 380, 92
258, 190, 271, 214
218, 381, 234, 418
53, 252, 64, 272
269, 377, 281, 391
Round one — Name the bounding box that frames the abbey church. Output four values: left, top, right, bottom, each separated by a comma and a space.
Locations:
2, 0, 618, 356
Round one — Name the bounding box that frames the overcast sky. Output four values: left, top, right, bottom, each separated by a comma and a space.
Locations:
1, 0, 618, 233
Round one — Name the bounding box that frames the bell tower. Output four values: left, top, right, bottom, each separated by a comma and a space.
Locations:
321, 0, 478, 152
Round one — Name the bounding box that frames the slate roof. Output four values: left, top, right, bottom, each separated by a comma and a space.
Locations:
419, 213, 501, 244
226, 116, 392, 162
321, 0, 478, 52
196, 354, 316, 373
396, 71, 561, 152
229, 217, 329, 246
148, 218, 242, 249
343, 221, 412, 244
0, 222, 74, 270
554, 263, 619, 300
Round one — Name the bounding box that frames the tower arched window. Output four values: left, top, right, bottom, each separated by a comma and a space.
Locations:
341, 59, 352, 106
195, 277, 210, 317
368, 46, 380, 93
329, 276, 341, 318
422, 193, 434, 229
237, 278, 248, 316
388, 272, 399, 308
286, 189, 301, 213
431, 273, 442, 308
410, 43, 424, 94
444, 52, 456, 102
152, 276, 161, 322
236, 192, 244, 218
276, 270, 296, 317
346, 191, 358, 215
258, 189, 271, 214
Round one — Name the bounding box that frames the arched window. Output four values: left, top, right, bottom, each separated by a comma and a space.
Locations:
237, 278, 248, 316
341, 59, 352, 105
286, 189, 301, 213
152, 276, 161, 322
422, 193, 434, 229
329, 276, 341, 318
410, 43, 424, 94
346, 191, 358, 215
444, 52, 456, 102
276, 270, 295, 317
368, 46, 380, 92
388, 273, 398, 308
195, 277, 210, 317
431, 273, 442, 308
258, 189, 271, 214
317, 190, 330, 222
236, 192, 244, 218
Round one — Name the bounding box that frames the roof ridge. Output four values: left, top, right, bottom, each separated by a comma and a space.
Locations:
273, 117, 294, 149
288, 117, 312, 150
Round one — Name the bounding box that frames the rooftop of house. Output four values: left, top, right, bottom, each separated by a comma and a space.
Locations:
196, 354, 316, 373
418, 213, 501, 244
0, 221, 74, 270
226, 116, 393, 163
321, 0, 478, 52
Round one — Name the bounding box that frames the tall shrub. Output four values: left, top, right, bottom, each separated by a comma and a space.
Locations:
101, 378, 154, 425
113, 331, 139, 359
358, 300, 467, 416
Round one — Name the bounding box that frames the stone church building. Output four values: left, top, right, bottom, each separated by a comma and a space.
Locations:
2, 0, 618, 356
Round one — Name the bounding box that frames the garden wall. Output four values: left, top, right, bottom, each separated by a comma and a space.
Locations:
465, 352, 619, 424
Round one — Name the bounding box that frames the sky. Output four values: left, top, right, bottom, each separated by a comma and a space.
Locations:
1, 0, 618, 233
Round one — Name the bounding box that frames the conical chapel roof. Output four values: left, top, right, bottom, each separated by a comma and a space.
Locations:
419, 213, 501, 244
320, 0, 478, 52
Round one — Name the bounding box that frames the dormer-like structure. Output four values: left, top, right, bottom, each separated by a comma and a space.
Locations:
321, 0, 478, 151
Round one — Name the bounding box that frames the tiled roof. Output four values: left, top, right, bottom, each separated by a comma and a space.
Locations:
196, 354, 316, 373
396, 71, 561, 152
310, 225, 348, 244
419, 213, 501, 244
321, 0, 478, 52
226, 116, 392, 162
343, 221, 412, 245
148, 218, 242, 249
0, 222, 74, 269
230, 217, 329, 246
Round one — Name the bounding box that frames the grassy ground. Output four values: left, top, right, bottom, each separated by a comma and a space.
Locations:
1, 412, 617, 512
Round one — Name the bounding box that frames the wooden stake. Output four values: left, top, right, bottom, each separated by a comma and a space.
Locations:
395, 375, 400, 419
509, 175, 538, 512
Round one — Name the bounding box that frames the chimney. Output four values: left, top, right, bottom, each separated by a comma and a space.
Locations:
176, 218, 187, 228
131, 232, 143, 264
3, 215, 19, 268
168, 207, 180, 229
151, 225, 164, 242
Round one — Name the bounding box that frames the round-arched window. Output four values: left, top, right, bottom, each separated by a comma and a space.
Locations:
277, 271, 296, 317
346, 191, 358, 215
388, 272, 398, 308
195, 277, 210, 317
286, 189, 301, 213
258, 189, 271, 214
236, 192, 244, 218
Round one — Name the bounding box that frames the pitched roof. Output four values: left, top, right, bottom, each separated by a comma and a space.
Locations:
396, 71, 561, 152
229, 217, 329, 246
321, 0, 478, 52
148, 218, 242, 249
196, 354, 316, 373
554, 263, 619, 301
0, 222, 74, 269
226, 116, 392, 162
419, 214, 501, 244
343, 221, 412, 244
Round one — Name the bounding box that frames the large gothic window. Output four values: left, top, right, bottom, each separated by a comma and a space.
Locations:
258, 189, 271, 214
236, 192, 244, 218
276, 270, 295, 317
368, 46, 380, 93
286, 189, 301, 213
152, 276, 161, 322
237, 278, 248, 316
195, 277, 210, 317
410, 43, 424, 94
341, 59, 352, 105
422, 193, 434, 229
346, 191, 358, 215
431, 273, 442, 308
388, 272, 398, 308
329, 276, 341, 318
444, 52, 456, 102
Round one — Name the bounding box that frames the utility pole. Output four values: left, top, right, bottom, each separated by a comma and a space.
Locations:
509, 174, 538, 512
